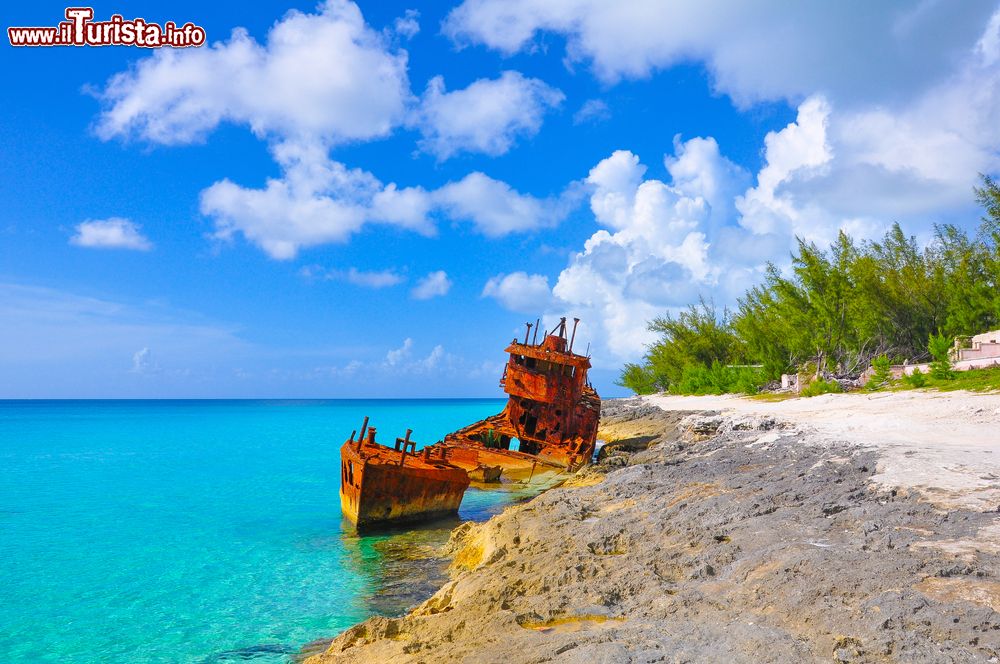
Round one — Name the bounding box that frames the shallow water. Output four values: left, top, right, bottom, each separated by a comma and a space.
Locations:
0, 399, 516, 663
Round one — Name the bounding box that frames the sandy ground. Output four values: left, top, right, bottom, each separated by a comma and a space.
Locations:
645, 390, 1000, 512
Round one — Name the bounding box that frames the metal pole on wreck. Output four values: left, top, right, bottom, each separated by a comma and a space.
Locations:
398, 429, 412, 466
356, 416, 369, 451
569, 318, 580, 354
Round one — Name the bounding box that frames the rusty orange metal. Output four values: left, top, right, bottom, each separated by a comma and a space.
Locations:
444, 316, 601, 476
338, 317, 601, 527
339, 417, 470, 527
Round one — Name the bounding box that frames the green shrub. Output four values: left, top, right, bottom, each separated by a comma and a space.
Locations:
618, 362, 658, 395
801, 377, 844, 397
732, 369, 767, 395
928, 332, 955, 380
670, 361, 767, 395
672, 364, 714, 394
866, 354, 891, 391
903, 367, 927, 388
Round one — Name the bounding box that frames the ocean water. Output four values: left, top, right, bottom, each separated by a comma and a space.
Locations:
0, 399, 517, 663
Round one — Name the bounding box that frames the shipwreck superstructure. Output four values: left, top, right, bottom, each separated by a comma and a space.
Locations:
445, 317, 601, 474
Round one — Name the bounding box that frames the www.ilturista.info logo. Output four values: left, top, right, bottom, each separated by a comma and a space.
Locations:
8, 7, 206, 48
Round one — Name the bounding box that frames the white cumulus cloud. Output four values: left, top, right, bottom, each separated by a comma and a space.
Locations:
573, 98, 610, 125
414, 70, 564, 159
393, 9, 420, 39
338, 267, 404, 288
94, 1, 432, 260
200, 140, 436, 259
71, 218, 152, 251
411, 270, 452, 299
93, 1, 577, 260
385, 337, 414, 365
735, 96, 834, 239
201, 149, 574, 258
482, 272, 552, 313
95, 0, 410, 145
419, 344, 446, 370
550, 141, 744, 359
443, 1, 997, 107
435, 172, 581, 237
382, 338, 451, 372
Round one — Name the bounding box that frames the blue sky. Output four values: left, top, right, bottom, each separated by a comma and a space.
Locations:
2, 1, 1000, 398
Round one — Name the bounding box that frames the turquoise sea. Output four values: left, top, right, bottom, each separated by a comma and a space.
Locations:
0, 399, 517, 663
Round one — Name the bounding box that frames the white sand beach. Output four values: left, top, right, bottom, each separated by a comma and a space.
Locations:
646, 390, 1000, 512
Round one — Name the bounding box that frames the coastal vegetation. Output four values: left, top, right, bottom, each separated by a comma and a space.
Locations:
621, 176, 1000, 395
866, 354, 891, 391
894, 365, 1000, 393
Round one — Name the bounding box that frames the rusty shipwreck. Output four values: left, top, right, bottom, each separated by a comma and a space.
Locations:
339, 417, 470, 527
444, 316, 600, 480
338, 317, 600, 527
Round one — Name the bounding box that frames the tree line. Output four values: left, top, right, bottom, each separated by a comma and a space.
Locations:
620, 175, 1000, 395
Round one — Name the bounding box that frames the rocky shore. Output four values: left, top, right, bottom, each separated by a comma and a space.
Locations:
307, 396, 1000, 663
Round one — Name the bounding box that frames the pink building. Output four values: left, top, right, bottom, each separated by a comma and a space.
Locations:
953, 329, 1000, 364
891, 328, 1000, 378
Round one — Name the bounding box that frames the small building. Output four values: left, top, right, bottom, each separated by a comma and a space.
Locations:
868, 328, 1000, 382
953, 329, 1000, 364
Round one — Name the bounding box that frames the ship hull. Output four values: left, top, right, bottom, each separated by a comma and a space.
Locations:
443, 443, 564, 481
339, 442, 470, 527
